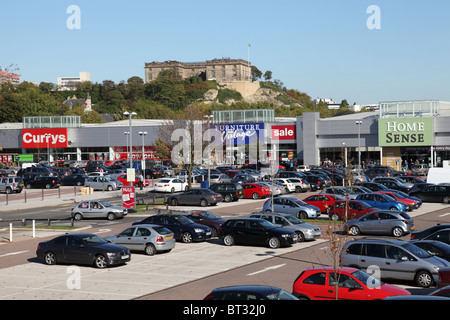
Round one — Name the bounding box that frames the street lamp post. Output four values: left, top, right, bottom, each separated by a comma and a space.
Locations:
355, 121, 362, 170
45, 133, 51, 163
203, 115, 214, 183
139, 131, 147, 174
124, 132, 130, 164
123, 112, 137, 169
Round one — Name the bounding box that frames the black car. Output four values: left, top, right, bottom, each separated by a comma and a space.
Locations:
409, 240, 450, 262
371, 178, 412, 193
357, 182, 388, 192
302, 175, 326, 191
25, 176, 61, 189
133, 214, 212, 243
36, 233, 131, 268
409, 185, 450, 203
61, 174, 88, 186
411, 224, 450, 240
230, 174, 256, 184
218, 218, 298, 249
167, 188, 223, 207
144, 167, 162, 179
420, 228, 450, 245
204, 285, 298, 300
209, 182, 244, 202
184, 210, 227, 237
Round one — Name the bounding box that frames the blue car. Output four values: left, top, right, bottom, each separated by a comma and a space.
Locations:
356, 193, 406, 211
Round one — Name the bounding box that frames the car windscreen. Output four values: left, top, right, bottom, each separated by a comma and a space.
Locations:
196, 211, 221, 220
259, 220, 277, 229
98, 200, 112, 207
173, 215, 194, 225
284, 215, 304, 225
401, 242, 432, 259
351, 269, 382, 288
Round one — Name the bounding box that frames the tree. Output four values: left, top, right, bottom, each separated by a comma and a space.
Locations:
340, 99, 349, 109
251, 66, 262, 81
263, 70, 272, 81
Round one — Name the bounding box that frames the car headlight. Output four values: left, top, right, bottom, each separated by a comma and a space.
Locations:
281, 234, 292, 238
194, 228, 204, 233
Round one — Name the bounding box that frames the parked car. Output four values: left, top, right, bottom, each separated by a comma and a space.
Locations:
302, 175, 327, 191
104, 224, 175, 255
347, 185, 372, 195
167, 188, 223, 207
0, 176, 24, 194
287, 178, 310, 193
208, 174, 232, 184
273, 178, 296, 193
321, 187, 358, 200
420, 228, 450, 245
428, 285, 450, 298
303, 194, 339, 214
154, 178, 188, 193
263, 197, 321, 219
374, 190, 420, 211
61, 174, 88, 186
356, 182, 388, 192
218, 218, 298, 249
411, 164, 429, 175
328, 200, 377, 221
411, 224, 450, 240
230, 173, 256, 184
84, 176, 119, 191
258, 181, 283, 196
248, 212, 321, 242
340, 238, 450, 287
223, 170, 241, 179
132, 213, 212, 243
292, 266, 410, 300
143, 167, 162, 179
344, 210, 414, 237
348, 170, 367, 184
71, 199, 128, 221
363, 166, 398, 180
36, 233, 131, 268
409, 185, 450, 203
204, 285, 298, 300
116, 174, 149, 188
397, 175, 426, 184
183, 210, 227, 237
355, 193, 407, 211
409, 240, 450, 262
209, 182, 243, 202
438, 268, 450, 288
25, 176, 61, 189
241, 183, 271, 199
371, 177, 413, 193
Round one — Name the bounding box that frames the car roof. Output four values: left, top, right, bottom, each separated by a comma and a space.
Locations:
211, 285, 284, 293
250, 211, 292, 217
304, 266, 359, 273
345, 238, 407, 245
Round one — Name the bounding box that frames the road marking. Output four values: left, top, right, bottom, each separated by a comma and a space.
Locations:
438, 213, 450, 217
0, 250, 29, 258
247, 263, 286, 276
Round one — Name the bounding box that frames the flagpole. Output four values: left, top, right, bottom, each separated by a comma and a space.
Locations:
248, 43, 251, 82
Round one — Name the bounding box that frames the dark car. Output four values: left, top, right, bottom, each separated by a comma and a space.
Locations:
420, 228, 450, 245
371, 177, 413, 193
357, 182, 388, 192
303, 175, 327, 190
143, 167, 162, 179
410, 240, 450, 262
61, 174, 88, 186
209, 182, 244, 202
184, 210, 227, 237
25, 176, 61, 189
230, 174, 256, 184
409, 185, 450, 203
218, 218, 298, 249
363, 166, 399, 180
204, 285, 298, 300
36, 233, 131, 268
167, 188, 223, 207
411, 224, 450, 240
133, 213, 212, 243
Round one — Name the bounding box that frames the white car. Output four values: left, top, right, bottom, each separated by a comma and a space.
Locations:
287, 178, 310, 193
273, 178, 296, 193
154, 178, 188, 193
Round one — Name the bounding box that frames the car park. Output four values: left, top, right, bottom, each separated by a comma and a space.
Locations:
209, 182, 243, 202
71, 199, 128, 220
241, 183, 271, 199
84, 176, 120, 191
167, 188, 223, 207
411, 224, 450, 240
183, 210, 227, 237
25, 176, 61, 189
36, 233, 131, 268
263, 197, 321, 219
344, 210, 414, 237
355, 193, 407, 211
375, 190, 420, 211
409, 240, 450, 262
218, 218, 298, 249
328, 200, 377, 221
104, 224, 175, 255
61, 174, 88, 186
340, 238, 450, 287
0, 176, 24, 194
292, 266, 410, 300
133, 213, 212, 243
154, 178, 188, 193
204, 285, 298, 300
303, 194, 338, 214
408, 184, 450, 203
248, 212, 321, 242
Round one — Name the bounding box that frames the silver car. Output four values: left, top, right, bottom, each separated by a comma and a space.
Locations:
344, 210, 414, 237
248, 212, 321, 242
321, 186, 358, 200
85, 176, 119, 191
71, 199, 128, 220
263, 196, 321, 219
104, 224, 175, 255
340, 238, 450, 287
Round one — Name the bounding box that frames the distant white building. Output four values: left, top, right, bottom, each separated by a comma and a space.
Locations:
57, 72, 90, 91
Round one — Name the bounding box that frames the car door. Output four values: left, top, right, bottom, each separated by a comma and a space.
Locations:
132, 227, 152, 251
328, 272, 366, 300
89, 201, 104, 218
247, 220, 268, 245
358, 212, 381, 234
112, 227, 137, 249
63, 236, 92, 265
385, 245, 418, 281
178, 190, 194, 205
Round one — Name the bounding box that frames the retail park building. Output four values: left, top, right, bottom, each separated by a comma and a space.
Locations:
1, 100, 450, 169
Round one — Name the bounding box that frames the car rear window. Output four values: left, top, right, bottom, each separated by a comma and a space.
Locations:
153, 226, 172, 235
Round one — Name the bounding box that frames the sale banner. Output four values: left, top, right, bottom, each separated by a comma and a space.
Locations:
122, 186, 135, 209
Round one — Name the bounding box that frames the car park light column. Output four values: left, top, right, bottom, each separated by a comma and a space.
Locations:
139, 131, 147, 172
356, 121, 362, 170
45, 133, 51, 163
123, 111, 137, 169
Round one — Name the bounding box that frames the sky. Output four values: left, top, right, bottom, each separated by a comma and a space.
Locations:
1, 0, 450, 105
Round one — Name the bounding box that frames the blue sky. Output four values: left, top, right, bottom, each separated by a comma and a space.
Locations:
1, 0, 450, 105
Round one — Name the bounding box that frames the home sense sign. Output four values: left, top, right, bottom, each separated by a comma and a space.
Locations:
378, 118, 433, 147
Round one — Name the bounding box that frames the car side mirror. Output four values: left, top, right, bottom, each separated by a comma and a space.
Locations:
401, 256, 408, 261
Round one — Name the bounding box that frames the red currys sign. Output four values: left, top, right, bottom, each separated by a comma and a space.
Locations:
22, 128, 68, 149
271, 125, 296, 140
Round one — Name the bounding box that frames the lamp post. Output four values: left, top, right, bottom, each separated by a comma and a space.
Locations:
123, 111, 137, 169
124, 132, 130, 163
45, 133, 51, 163
139, 131, 147, 174
203, 115, 214, 183
355, 120, 362, 170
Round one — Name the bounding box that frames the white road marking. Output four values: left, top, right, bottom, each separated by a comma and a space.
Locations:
438, 213, 450, 217
247, 263, 286, 276
0, 250, 29, 258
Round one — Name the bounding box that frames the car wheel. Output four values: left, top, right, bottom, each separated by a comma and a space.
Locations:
26, 184, 31, 189
252, 193, 260, 200
296, 231, 305, 242
94, 255, 108, 268
76, 181, 82, 186
268, 236, 281, 249
5, 188, 12, 194
415, 270, 434, 288
223, 234, 235, 246
170, 198, 178, 206
331, 213, 340, 221
107, 185, 113, 191
298, 211, 307, 220
73, 213, 83, 221
200, 199, 208, 207
45, 184, 51, 189
392, 227, 404, 237
443, 196, 450, 204
348, 226, 360, 236
181, 232, 193, 243
171, 187, 175, 193
145, 244, 157, 255
107, 213, 116, 221
211, 227, 219, 237
389, 206, 397, 211
224, 194, 232, 202
44, 252, 56, 265
295, 186, 302, 193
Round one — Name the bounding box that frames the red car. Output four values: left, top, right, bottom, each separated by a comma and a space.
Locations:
375, 191, 419, 211
292, 266, 410, 300
116, 174, 150, 187
328, 200, 377, 221
242, 183, 271, 199
438, 267, 450, 288
303, 194, 338, 214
